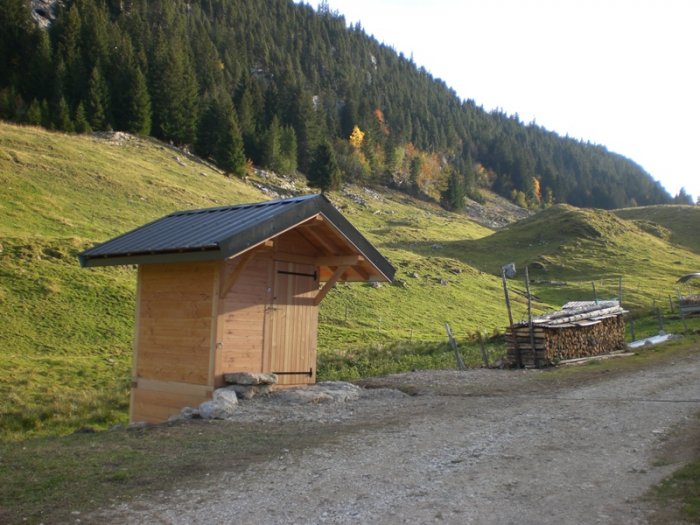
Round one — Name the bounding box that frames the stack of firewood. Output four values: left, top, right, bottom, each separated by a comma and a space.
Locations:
506, 302, 626, 368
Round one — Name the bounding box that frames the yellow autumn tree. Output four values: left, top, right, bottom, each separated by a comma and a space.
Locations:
349, 125, 365, 149
532, 177, 542, 202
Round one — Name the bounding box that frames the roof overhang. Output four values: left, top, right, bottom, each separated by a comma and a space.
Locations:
79, 194, 395, 283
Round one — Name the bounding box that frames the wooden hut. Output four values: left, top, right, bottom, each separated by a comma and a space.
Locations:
79, 194, 395, 423
506, 301, 626, 368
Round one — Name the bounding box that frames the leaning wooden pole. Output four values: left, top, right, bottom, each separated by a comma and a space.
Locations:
445, 322, 466, 371
502, 268, 522, 367
525, 267, 536, 367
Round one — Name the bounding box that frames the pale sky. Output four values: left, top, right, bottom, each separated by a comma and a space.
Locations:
301, 0, 700, 202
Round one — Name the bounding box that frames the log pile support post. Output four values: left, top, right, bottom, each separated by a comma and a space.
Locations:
654, 299, 665, 332
502, 268, 522, 368
478, 331, 489, 368
525, 267, 536, 367
592, 281, 598, 304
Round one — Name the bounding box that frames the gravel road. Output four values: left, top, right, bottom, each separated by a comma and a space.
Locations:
92, 351, 700, 524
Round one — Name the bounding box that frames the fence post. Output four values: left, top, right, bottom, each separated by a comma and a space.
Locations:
654, 299, 665, 332
502, 268, 521, 367
478, 331, 489, 368
592, 281, 598, 304
618, 276, 623, 305
525, 267, 537, 367
630, 318, 636, 341
445, 322, 466, 371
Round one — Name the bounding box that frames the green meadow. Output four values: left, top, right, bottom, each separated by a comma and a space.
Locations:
1, 121, 699, 440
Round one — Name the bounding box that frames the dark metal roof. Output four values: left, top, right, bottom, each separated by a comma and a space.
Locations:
78, 194, 395, 281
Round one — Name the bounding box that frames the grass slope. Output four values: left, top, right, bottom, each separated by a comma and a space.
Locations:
614, 205, 700, 255
1, 121, 699, 440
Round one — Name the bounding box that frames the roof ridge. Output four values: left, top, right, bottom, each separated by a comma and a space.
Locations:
167, 193, 321, 217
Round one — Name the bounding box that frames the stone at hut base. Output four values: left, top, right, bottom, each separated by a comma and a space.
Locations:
228, 383, 273, 400
224, 372, 278, 385
197, 387, 239, 419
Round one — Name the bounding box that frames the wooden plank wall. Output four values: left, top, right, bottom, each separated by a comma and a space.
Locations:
131, 262, 217, 422
131, 379, 212, 423
216, 252, 272, 385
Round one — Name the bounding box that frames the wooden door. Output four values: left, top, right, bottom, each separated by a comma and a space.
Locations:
266, 261, 319, 385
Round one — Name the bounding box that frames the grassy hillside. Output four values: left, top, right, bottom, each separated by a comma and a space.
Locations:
441, 204, 700, 309
1, 121, 698, 440
614, 205, 700, 254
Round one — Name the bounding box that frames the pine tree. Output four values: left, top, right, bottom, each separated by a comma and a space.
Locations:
307, 141, 340, 192
216, 105, 247, 177
262, 115, 282, 171
24, 28, 53, 103
53, 95, 74, 132
73, 102, 91, 133
149, 31, 198, 145
195, 97, 246, 177
52, 3, 86, 107
440, 170, 465, 211
195, 100, 221, 161
24, 99, 43, 125
86, 66, 110, 130
124, 66, 151, 135
0, 0, 33, 91
279, 125, 298, 174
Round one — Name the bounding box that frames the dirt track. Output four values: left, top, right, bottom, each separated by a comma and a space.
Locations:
92, 350, 700, 524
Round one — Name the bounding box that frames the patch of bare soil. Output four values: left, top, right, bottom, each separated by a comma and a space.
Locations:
89, 351, 700, 524
463, 190, 533, 229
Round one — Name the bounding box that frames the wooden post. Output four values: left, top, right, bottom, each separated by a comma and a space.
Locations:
592, 281, 598, 304
618, 277, 623, 306
478, 331, 489, 368
502, 268, 521, 367
525, 267, 536, 367
654, 299, 665, 332
630, 319, 636, 341
678, 303, 689, 334
445, 322, 466, 371
668, 294, 674, 314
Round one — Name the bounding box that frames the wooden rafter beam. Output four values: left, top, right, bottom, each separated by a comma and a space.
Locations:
299, 221, 338, 253
353, 265, 371, 280
219, 250, 255, 298
274, 252, 364, 268
314, 265, 348, 306
318, 255, 363, 267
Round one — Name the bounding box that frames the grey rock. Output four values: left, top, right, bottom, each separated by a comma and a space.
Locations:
197, 387, 240, 419
228, 384, 273, 400
198, 401, 218, 419
274, 381, 362, 404
180, 406, 197, 419
224, 372, 278, 385
502, 262, 517, 278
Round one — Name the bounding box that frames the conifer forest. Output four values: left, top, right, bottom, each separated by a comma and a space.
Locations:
0, 0, 674, 209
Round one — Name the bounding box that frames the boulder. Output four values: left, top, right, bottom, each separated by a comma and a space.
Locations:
197, 387, 239, 419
